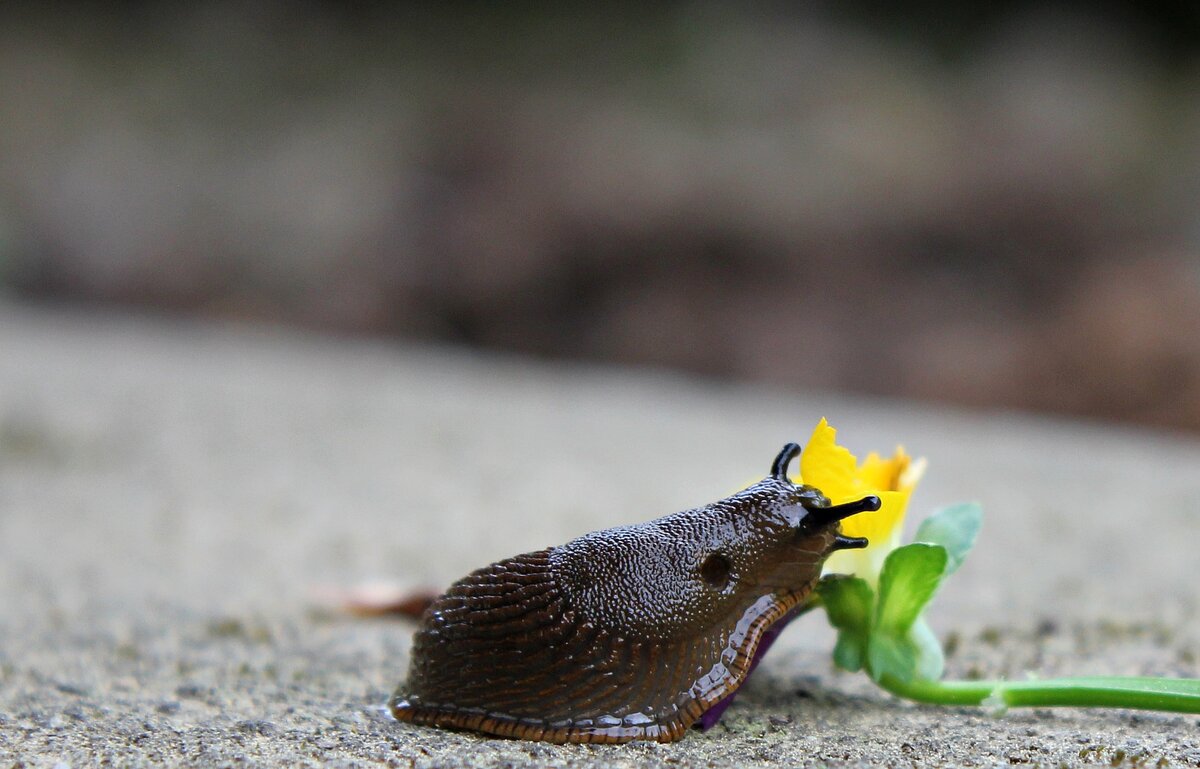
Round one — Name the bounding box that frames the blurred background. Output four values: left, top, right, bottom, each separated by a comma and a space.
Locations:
2, 2, 1199, 431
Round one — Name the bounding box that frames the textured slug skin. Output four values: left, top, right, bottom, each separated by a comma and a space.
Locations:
390, 476, 840, 744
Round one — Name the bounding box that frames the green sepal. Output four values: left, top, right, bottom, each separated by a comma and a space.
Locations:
816, 575, 874, 673
913, 502, 982, 575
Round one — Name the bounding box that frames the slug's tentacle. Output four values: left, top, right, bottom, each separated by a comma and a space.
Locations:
831, 534, 870, 551
800, 494, 881, 530
770, 442, 802, 480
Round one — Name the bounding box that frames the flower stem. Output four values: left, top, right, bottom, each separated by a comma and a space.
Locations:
878, 674, 1200, 714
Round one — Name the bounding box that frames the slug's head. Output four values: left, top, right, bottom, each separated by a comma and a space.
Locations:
768, 441, 880, 551
553, 442, 880, 640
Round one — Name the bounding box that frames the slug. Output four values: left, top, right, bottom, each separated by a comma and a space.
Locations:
389, 443, 880, 743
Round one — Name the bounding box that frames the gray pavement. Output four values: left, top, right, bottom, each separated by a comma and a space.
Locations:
1, 302, 1198, 767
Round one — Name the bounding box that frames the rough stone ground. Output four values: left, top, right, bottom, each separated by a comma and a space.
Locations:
1, 302, 1198, 768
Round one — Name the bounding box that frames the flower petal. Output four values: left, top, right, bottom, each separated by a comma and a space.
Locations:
798, 418, 859, 501
899, 456, 927, 492
858, 450, 905, 491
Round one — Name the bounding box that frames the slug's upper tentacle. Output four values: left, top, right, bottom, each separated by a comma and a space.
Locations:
799, 494, 881, 531
770, 442, 802, 480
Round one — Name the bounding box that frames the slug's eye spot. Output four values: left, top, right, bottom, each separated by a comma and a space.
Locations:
699, 552, 733, 590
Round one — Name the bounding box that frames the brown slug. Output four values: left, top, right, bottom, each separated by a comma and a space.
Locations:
389, 442, 880, 743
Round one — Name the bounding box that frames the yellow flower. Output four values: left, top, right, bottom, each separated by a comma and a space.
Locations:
797, 418, 925, 583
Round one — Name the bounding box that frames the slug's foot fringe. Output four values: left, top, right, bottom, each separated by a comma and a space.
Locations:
389, 696, 691, 744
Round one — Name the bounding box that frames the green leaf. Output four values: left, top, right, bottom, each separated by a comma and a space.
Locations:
866, 616, 946, 684
867, 543, 949, 684
913, 502, 982, 575
875, 543, 948, 635
867, 631, 913, 683
817, 575, 874, 673
909, 616, 946, 681
819, 575, 874, 629
832, 632, 866, 673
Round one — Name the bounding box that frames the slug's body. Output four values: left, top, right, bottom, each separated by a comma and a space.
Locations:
390, 444, 878, 743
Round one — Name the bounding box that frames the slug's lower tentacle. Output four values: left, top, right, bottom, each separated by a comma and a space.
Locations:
831, 535, 869, 551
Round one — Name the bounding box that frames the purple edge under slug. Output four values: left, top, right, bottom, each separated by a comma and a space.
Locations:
696, 602, 810, 730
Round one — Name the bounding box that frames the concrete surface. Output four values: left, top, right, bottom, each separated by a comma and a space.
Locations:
1, 301, 1198, 768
